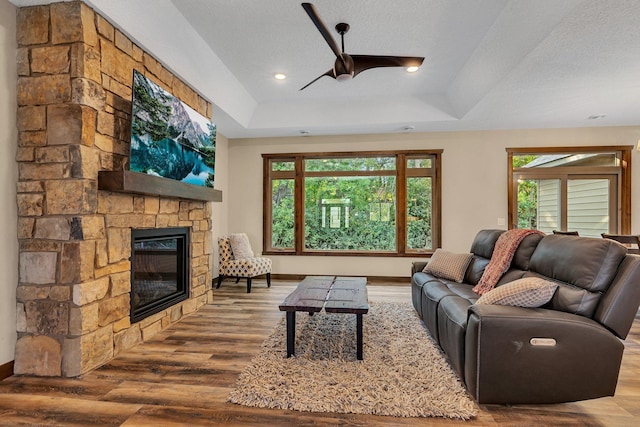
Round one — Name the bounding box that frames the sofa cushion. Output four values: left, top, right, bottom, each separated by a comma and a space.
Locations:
527, 235, 627, 317
469, 229, 504, 259
464, 256, 491, 286
511, 233, 544, 270
476, 277, 558, 308
423, 249, 473, 283
229, 233, 254, 259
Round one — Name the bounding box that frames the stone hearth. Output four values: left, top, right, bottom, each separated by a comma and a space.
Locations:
15, 1, 215, 376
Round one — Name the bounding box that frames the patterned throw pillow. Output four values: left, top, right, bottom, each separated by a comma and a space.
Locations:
475, 277, 558, 307
229, 233, 254, 259
422, 249, 474, 283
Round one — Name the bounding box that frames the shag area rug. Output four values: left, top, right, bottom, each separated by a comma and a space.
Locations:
228, 301, 477, 419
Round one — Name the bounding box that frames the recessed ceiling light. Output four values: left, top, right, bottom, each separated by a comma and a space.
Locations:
588, 114, 606, 120
274, 73, 287, 80
406, 66, 420, 73
403, 125, 415, 132
299, 130, 310, 136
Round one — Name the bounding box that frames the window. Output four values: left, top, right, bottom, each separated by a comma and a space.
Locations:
263, 150, 442, 256
507, 147, 632, 237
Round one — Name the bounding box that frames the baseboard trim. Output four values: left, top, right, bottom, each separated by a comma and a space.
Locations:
270, 274, 410, 284
0, 361, 14, 380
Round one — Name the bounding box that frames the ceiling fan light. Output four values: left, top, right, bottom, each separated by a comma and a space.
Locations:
274, 73, 287, 80
336, 73, 353, 82
406, 66, 420, 73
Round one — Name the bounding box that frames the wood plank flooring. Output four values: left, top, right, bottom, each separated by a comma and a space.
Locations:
1, 279, 639, 426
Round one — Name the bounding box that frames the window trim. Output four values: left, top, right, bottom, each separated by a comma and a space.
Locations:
263, 150, 442, 257
506, 146, 632, 234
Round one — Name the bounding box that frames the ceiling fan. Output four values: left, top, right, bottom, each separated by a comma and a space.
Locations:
299, 2, 425, 91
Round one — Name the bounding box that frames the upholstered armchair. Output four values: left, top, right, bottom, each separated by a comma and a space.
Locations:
217, 234, 272, 293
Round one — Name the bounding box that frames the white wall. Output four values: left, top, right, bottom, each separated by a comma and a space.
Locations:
211, 132, 229, 271
0, 0, 18, 366
228, 126, 640, 278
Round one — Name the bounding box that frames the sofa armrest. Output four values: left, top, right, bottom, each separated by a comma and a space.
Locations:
411, 261, 428, 276
465, 304, 624, 404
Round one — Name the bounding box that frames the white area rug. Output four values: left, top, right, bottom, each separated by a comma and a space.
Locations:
228, 301, 477, 419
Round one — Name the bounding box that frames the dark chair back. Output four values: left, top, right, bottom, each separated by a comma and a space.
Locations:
553, 230, 579, 236
601, 233, 640, 255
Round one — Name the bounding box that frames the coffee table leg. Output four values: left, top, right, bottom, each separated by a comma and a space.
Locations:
286, 311, 295, 357
356, 313, 363, 360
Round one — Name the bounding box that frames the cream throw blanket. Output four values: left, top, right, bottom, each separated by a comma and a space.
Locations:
472, 229, 544, 295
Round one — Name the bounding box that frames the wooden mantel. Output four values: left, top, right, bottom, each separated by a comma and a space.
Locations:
98, 170, 223, 202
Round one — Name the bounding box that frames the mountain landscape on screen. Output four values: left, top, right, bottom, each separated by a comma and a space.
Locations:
130, 70, 216, 187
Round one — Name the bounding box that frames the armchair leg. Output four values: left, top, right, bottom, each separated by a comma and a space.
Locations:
246, 277, 252, 293
216, 275, 224, 289
267, 273, 271, 287
235, 277, 241, 283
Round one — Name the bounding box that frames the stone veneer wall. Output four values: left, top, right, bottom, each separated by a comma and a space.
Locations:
15, 1, 214, 377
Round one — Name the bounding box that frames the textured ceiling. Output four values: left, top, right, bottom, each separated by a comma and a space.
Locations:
11, 0, 640, 139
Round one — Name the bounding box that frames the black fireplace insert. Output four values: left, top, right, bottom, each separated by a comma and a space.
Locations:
130, 227, 190, 323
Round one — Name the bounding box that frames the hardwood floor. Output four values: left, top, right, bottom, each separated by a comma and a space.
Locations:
1, 279, 639, 426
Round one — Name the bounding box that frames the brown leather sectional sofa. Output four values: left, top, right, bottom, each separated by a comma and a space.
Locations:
411, 229, 640, 404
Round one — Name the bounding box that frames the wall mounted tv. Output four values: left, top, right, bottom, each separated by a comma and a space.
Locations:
130, 70, 216, 188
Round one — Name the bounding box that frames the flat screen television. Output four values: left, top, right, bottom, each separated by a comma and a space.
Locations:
130, 70, 216, 187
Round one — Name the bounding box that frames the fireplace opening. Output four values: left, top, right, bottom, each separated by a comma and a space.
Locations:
130, 227, 190, 323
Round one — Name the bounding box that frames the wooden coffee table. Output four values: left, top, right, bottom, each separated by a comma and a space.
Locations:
278, 276, 369, 360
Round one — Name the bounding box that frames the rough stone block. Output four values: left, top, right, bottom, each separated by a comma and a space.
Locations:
17, 181, 45, 193
96, 14, 114, 41
34, 217, 71, 240
25, 300, 69, 335
94, 260, 130, 279
17, 106, 46, 131
114, 30, 133, 56
107, 228, 131, 264
97, 111, 115, 136
171, 78, 200, 115
110, 271, 130, 297
69, 303, 99, 335
19, 163, 70, 181
16, 147, 35, 163
94, 238, 109, 269
72, 276, 109, 306
17, 75, 71, 106
16, 303, 27, 332
112, 316, 130, 333
94, 133, 114, 153
70, 43, 101, 83
31, 46, 70, 74
64, 325, 113, 376
47, 104, 96, 147
156, 214, 179, 228
143, 197, 159, 215
51, 2, 97, 47
17, 6, 50, 46
98, 294, 129, 326
132, 44, 144, 62
192, 242, 204, 258
17, 193, 44, 217
16, 285, 49, 302
188, 209, 204, 221
98, 192, 133, 214
114, 325, 141, 356
17, 218, 35, 239
141, 320, 162, 341
18, 131, 47, 147
61, 240, 96, 283
100, 39, 136, 86
17, 48, 30, 76
19, 240, 61, 253
14, 335, 61, 376
70, 145, 99, 179
72, 78, 106, 110
78, 215, 106, 240
170, 306, 182, 322
181, 299, 198, 315
50, 285, 71, 301
45, 180, 97, 215
35, 146, 70, 163
143, 53, 173, 87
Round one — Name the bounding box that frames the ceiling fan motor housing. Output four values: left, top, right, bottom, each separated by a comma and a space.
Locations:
334, 53, 354, 80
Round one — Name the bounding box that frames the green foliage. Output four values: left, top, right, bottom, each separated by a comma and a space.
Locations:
513, 155, 539, 229
271, 179, 295, 248
131, 82, 172, 142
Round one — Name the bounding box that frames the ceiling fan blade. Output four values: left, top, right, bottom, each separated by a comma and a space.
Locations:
351, 55, 425, 76
301, 3, 346, 67
299, 69, 334, 91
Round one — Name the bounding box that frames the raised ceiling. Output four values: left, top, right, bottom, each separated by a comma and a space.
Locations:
11, 0, 640, 139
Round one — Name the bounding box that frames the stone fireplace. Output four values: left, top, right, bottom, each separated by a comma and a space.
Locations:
14, 1, 219, 377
